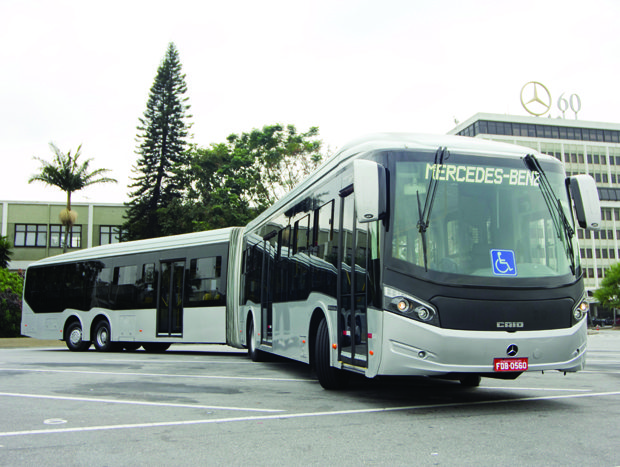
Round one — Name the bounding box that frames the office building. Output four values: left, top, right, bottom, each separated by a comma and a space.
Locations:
1, 201, 126, 270
449, 112, 620, 311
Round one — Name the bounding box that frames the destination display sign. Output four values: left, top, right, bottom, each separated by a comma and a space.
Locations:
424, 163, 540, 187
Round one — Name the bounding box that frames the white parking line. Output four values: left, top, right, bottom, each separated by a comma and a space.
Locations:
480, 386, 591, 392
1, 390, 619, 438
103, 359, 255, 364
0, 392, 283, 413
0, 367, 315, 382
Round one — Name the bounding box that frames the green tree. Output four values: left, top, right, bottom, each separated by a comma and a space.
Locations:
0, 236, 11, 269
0, 268, 23, 337
593, 263, 620, 309
188, 124, 323, 231
124, 42, 192, 240
29, 143, 117, 252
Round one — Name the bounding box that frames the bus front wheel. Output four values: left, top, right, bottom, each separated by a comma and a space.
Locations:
247, 319, 263, 362
315, 318, 347, 390
66, 322, 91, 352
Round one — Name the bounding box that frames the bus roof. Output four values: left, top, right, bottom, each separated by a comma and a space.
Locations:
246, 132, 552, 232
29, 227, 241, 267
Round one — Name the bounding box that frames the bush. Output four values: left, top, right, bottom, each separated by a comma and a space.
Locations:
0, 269, 24, 337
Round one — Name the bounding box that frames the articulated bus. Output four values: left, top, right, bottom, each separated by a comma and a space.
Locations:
238, 133, 600, 388
22, 134, 601, 389
21, 228, 245, 352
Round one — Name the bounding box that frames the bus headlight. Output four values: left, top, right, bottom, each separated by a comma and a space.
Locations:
384, 287, 440, 327
572, 299, 588, 326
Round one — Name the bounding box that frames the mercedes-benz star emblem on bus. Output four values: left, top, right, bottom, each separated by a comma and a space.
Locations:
507, 345, 519, 357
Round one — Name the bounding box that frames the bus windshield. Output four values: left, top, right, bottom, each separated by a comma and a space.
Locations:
389, 151, 579, 286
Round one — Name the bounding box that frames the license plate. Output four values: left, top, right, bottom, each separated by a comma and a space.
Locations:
493, 357, 528, 372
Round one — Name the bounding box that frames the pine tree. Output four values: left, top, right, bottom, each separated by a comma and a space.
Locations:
124, 42, 192, 240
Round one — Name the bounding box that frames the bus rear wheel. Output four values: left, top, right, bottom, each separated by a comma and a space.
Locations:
142, 343, 170, 353
66, 322, 91, 352
315, 318, 347, 390
123, 343, 142, 351
93, 320, 115, 352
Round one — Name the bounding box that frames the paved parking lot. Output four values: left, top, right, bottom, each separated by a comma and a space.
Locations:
1, 331, 619, 466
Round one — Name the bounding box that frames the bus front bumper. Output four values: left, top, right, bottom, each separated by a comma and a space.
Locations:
376, 312, 587, 377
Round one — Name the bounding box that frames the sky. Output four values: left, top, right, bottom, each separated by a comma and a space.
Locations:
2, 0, 620, 204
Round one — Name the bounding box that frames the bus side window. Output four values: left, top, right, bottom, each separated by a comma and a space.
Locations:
313, 199, 337, 297
139, 263, 156, 306
113, 265, 137, 309
187, 257, 224, 307
294, 214, 310, 255
95, 267, 113, 309
243, 243, 262, 304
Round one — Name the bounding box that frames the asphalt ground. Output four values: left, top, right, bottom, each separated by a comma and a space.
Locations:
0, 330, 619, 466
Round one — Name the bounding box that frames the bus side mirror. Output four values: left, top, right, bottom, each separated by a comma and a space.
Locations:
353, 159, 387, 223
569, 174, 601, 230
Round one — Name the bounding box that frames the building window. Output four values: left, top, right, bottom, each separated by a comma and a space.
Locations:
14, 224, 47, 247
603, 209, 612, 221
100, 226, 123, 245
50, 225, 81, 249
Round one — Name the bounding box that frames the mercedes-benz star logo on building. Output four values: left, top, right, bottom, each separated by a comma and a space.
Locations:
507, 344, 519, 357
520, 81, 551, 116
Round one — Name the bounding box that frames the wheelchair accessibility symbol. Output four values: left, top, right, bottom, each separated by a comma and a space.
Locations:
491, 249, 517, 276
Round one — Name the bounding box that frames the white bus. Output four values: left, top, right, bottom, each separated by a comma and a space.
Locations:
239, 133, 601, 388
21, 134, 601, 390
21, 228, 245, 352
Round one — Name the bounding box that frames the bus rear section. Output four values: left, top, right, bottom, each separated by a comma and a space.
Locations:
21, 228, 245, 352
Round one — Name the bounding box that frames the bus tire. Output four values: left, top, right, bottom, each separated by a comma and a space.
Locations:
123, 343, 141, 351
247, 319, 264, 362
459, 374, 481, 387
142, 343, 170, 353
315, 318, 347, 390
66, 321, 91, 352
93, 320, 115, 352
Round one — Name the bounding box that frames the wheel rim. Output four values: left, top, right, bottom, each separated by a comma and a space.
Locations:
69, 328, 82, 346
97, 327, 108, 347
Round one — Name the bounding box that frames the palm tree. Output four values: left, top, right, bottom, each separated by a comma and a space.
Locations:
29, 143, 117, 252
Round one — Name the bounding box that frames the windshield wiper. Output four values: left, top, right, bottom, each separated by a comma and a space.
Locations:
417, 147, 449, 272
524, 154, 576, 275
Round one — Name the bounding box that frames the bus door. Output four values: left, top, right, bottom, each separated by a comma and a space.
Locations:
261, 234, 277, 344
157, 260, 185, 336
338, 192, 368, 367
